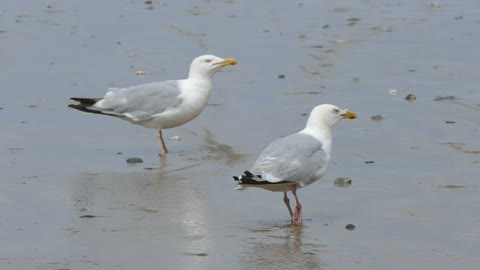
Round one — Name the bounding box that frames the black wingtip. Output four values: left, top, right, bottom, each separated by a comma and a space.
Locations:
234, 170, 289, 186
70, 97, 101, 106
68, 103, 105, 115
234, 171, 264, 185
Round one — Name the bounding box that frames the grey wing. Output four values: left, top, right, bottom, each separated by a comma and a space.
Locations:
251, 133, 328, 185
93, 80, 183, 121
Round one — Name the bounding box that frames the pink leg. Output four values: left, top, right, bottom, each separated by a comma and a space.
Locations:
283, 192, 293, 218
156, 129, 168, 156
291, 185, 302, 225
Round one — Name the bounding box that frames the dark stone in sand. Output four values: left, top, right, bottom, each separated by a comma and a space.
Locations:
371, 115, 383, 121
80, 215, 96, 218
126, 157, 143, 164
405, 93, 416, 101
334, 177, 352, 187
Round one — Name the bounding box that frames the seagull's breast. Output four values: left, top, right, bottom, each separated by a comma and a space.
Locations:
145, 80, 212, 129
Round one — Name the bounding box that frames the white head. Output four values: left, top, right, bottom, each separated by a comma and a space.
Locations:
306, 104, 357, 129
188, 55, 237, 79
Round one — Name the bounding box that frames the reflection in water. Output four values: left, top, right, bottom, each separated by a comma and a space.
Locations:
176, 175, 212, 264
70, 164, 214, 269
241, 224, 324, 270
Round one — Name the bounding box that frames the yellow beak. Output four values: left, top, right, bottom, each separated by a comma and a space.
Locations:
214, 58, 237, 66
341, 111, 357, 119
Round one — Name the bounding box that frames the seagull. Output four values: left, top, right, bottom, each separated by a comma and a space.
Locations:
68, 55, 237, 156
233, 104, 357, 225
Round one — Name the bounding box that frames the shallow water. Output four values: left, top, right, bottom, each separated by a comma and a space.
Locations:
1, 0, 480, 269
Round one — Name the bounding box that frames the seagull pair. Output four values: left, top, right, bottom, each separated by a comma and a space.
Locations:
68, 54, 357, 225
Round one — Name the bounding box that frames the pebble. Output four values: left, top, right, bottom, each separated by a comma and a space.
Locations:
345, 224, 355, 230
405, 93, 416, 101
170, 136, 181, 141
445, 121, 456, 124
278, 74, 285, 79
371, 115, 383, 121
126, 157, 143, 164
79, 215, 96, 218
334, 177, 352, 187
135, 70, 147, 77
365, 161, 375, 164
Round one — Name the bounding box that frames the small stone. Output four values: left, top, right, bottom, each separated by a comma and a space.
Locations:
117, 152, 123, 155
135, 70, 147, 77
141, 207, 159, 213
445, 121, 455, 124
370, 115, 383, 121
334, 177, 352, 187
438, 185, 466, 189
170, 136, 181, 141
184, 252, 208, 257
79, 215, 96, 218
322, 24, 329, 29
405, 93, 416, 101
365, 161, 375, 164
388, 89, 397, 95
345, 224, 355, 230
278, 74, 285, 79
126, 157, 143, 164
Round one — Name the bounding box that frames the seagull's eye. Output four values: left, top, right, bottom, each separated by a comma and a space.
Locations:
332, 108, 340, 114
205, 59, 212, 63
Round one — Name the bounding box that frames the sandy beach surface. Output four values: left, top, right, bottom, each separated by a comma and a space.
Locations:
1, 1, 479, 269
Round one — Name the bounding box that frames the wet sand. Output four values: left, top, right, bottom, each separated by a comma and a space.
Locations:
1, 0, 479, 269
